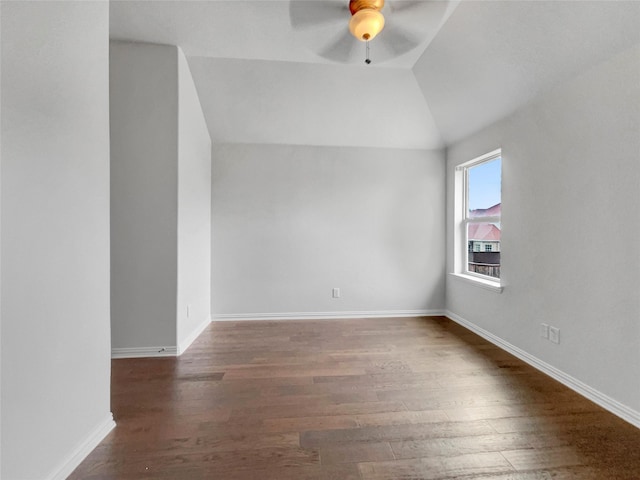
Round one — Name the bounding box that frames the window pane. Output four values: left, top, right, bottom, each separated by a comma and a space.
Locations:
467, 222, 500, 279
468, 158, 501, 217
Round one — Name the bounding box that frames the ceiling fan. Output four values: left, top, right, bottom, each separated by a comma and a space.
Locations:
289, 0, 437, 65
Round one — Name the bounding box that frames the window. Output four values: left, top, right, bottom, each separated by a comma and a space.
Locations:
455, 149, 502, 287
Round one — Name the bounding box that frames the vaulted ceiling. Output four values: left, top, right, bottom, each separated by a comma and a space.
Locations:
110, 0, 640, 149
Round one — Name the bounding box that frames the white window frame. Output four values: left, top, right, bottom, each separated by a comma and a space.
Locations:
452, 149, 503, 293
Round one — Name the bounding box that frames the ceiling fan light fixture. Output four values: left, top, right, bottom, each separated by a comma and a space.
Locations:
349, 7, 385, 41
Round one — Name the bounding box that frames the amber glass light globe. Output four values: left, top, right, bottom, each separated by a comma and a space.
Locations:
349, 8, 385, 41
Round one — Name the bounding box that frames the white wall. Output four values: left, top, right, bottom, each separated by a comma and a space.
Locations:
212, 143, 445, 318
445, 45, 640, 422
1, 2, 113, 478
188, 57, 443, 150
110, 41, 179, 351
177, 50, 212, 351
0, 3, 3, 475
111, 41, 211, 355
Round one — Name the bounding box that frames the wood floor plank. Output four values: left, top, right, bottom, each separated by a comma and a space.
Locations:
69, 317, 640, 480
231, 400, 407, 421
444, 400, 602, 422
390, 432, 534, 459
358, 451, 514, 479
84, 432, 301, 460
501, 446, 585, 471
487, 411, 618, 434
319, 441, 395, 465
78, 464, 362, 480
403, 388, 580, 412
424, 466, 604, 480
299, 420, 496, 448
355, 409, 449, 427
262, 414, 359, 433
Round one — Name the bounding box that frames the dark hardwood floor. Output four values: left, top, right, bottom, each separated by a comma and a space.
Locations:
69, 316, 640, 479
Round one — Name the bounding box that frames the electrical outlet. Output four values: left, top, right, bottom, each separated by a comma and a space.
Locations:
187, 304, 191, 318
332, 288, 340, 298
540, 323, 549, 339
549, 326, 560, 344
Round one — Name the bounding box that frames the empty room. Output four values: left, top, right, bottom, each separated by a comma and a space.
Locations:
1, 0, 639, 479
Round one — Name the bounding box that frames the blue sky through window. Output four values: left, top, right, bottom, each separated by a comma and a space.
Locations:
468, 158, 501, 211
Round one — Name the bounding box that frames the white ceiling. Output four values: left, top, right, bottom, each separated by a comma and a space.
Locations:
413, 0, 640, 144
188, 56, 443, 149
109, 1, 640, 149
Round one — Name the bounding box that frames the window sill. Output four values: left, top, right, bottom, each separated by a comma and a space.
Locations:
449, 273, 503, 293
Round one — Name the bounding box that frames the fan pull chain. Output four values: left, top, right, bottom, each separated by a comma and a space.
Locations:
365, 40, 371, 64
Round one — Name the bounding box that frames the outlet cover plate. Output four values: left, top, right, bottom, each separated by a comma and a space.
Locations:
540, 323, 550, 339
549, 326, 560, 344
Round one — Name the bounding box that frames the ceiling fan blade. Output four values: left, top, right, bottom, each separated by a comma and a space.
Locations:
318, 28, 360, 63
387, 0, 450, 33
387, 0, 430, 14
376, 24, 422, 57
289, 0, 348, 30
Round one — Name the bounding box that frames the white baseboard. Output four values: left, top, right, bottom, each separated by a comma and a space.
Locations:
111, 346, 178, 359
212, 309, 445, 322
445, 310, 640, 429
111, 315, 213, 358
47, 412, 115, 480
178, 315, 212, 355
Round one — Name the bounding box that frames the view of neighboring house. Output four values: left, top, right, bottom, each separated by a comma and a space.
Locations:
468, 203, 501, 278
